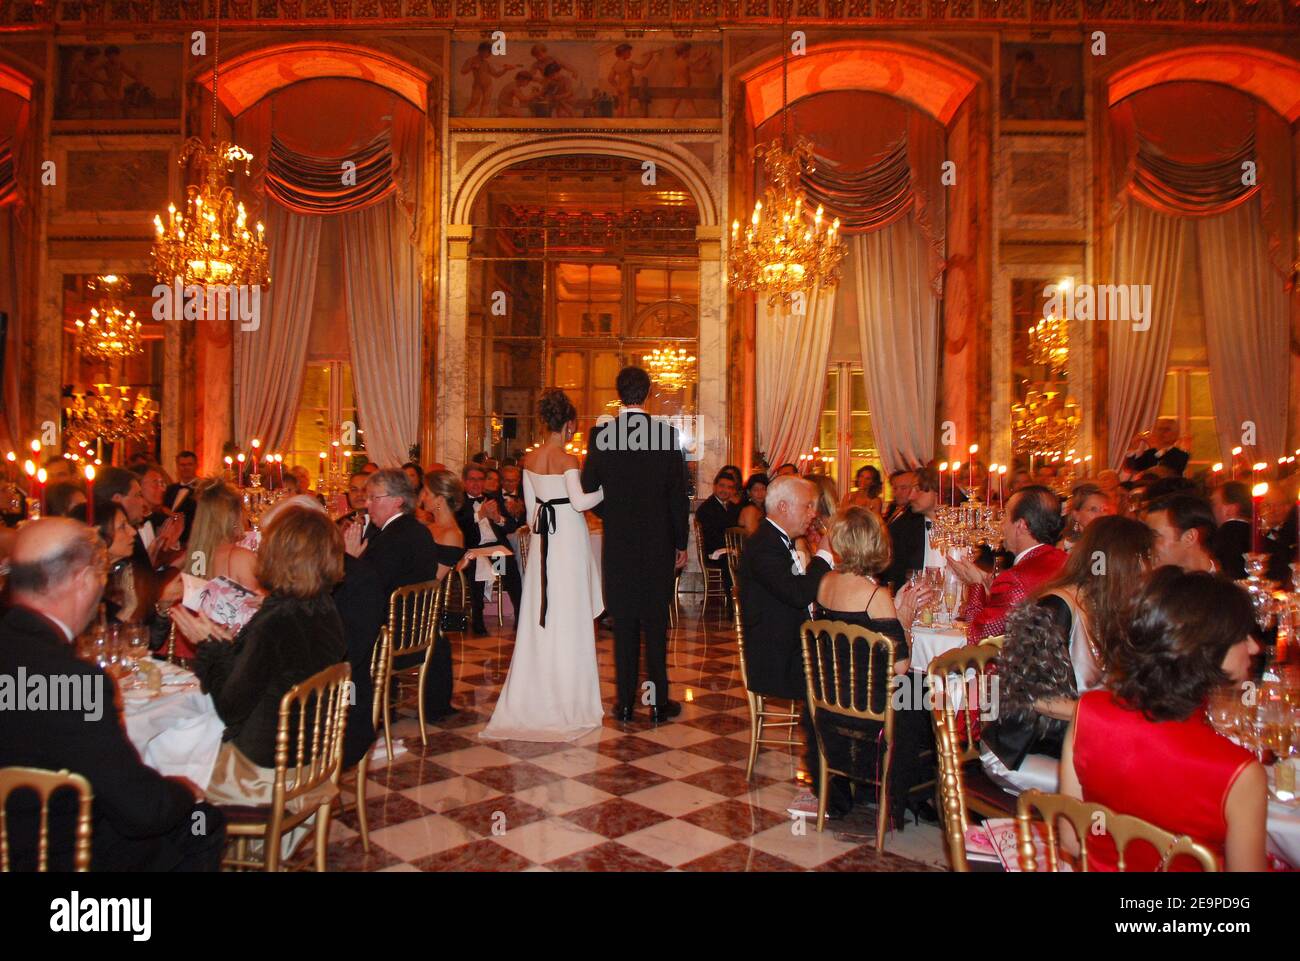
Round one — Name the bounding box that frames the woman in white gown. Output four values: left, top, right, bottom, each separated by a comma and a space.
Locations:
481, 389, 605, 742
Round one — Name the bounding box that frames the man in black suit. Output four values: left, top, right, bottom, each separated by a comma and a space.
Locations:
1121, 419, 1190, 478
337, 470, 374, 542
455, 463, 523, 634
582, 366, 690, 723
735, 474, 838, 814
162, 449, 201, 540
695, 469, 741, 591
883, 465, 942, 591
883, 469, 916, 524
1210, 481, 1253, 580
0, 518, 225, 870
344, 468, 453, 717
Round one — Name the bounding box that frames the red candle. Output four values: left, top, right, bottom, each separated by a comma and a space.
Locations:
35, 467, 46, 515
84, 465, 95, 524
951, 462, 961, 506
1251, 483, 1267, 554
938, 462, 947, 505
968, 445, 977, 492
237, 453, 246, 487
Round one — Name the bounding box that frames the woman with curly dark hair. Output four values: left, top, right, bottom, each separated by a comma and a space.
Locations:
980, 515, 1154, 794
1059, 568, 1266, 871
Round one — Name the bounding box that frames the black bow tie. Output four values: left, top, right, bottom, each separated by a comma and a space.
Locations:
469, 495, 484, 503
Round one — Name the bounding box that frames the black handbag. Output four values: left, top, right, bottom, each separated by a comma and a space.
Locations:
439, 610, 468, 633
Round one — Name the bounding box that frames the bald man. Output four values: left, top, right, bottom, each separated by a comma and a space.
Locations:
0, 518, 226, 871
1123, 418, 1189, 477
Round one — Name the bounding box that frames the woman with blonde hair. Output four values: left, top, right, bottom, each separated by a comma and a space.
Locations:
181, 479, 259, 592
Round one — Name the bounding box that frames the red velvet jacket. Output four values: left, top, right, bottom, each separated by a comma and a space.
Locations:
961, 543, 1067, 643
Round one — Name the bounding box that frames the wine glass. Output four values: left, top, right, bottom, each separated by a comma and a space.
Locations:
124, 624, 150, 675
1207, 685, 1238, 736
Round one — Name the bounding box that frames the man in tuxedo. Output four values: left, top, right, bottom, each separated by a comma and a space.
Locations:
162, 450, 200, 539
455, 463, 523, 635
1146, 493, 1219, 574
1210, 481, 1253, 580
136, 463, 184, 560
337, 470, 373, 541
735, 474, 838, 814
695, 470, 741, 591
950, 485, 1067, 643
882, 466, 941, 591
95, 465, 173, 569
1122, 418, 1190, 478
581, 366, 690, 723
0, 518, 225, 870
883, 469, 916, 524
345, 468, 453, 718
1259, 484, 1297, 584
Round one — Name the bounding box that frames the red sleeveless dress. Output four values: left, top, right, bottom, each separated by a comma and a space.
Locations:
1072, 689, 1254, 871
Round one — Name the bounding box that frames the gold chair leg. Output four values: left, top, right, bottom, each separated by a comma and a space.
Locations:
495, 577, 504, 626
416, 663, 429, 747
315, 804, 332, 872
381, 673, 394, 766
355, 752, 371, 853
265, 825, 280, 873
745, 694, 761, 782
816, 758, 829, 833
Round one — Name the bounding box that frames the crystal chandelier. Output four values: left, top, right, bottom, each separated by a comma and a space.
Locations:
1011, 386, 1080, 458
64, 384, 159, 448
74, 274, 142, 362
151, 5, 268, 289
642, 346, 698, 391
728, 10, 845, 309
1029, 279, 1070, 372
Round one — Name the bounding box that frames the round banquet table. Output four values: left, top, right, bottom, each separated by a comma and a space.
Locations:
120, 662, 224, 791
908, 622, 969, 674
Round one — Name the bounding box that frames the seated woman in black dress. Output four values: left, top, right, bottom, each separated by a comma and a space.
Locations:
813, 505, 935, 827
419, 469, 468, 578
172, 505, 347, 808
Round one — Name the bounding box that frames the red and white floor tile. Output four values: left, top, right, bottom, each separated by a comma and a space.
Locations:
321, 602, 948, 872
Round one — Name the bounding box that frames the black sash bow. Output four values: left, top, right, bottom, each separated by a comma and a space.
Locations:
535, 497, 570, 628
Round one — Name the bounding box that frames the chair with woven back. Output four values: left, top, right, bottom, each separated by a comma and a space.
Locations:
378, 579, 444, 762
0, 767, 93, 872
723, 526, 746, 588
221, 661, 352, 872
694, 517, 729, 619
1015, 789, 1219, 872
733, 589, 802, 781
800, 618, 917, 849
927, 638, 1015, 871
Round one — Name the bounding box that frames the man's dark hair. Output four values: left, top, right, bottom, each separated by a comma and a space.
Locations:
914, 466, 939, 494
615, 366, 651, 406
93, 465, 137, 505
7, 527, 103, 596
401, 461, 424, 484
177, 450, 197, 461
1147, 493, 1215, 546
1010, 484, 1064, 545
462, 464, 486, 480
470, 451, 490, 465
712, 469, 737, 486
1215, 481, 1252, 518
778, 463, 797, 474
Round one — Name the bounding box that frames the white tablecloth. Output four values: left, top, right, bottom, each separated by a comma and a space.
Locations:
909, 623, 968, 674
121, 663, 224, 790
1266, 766, 1300, 867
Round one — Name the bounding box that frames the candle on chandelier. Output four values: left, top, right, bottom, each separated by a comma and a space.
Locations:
998, 465, 1007, 508
1252, 462, 1267, 487
968, 445, 977, 491
84, 465, 95, 524
35, 468, 46, 515
986, 464, 996, 504
318, 451, 327, 482
938, 462, 948, 505
1231, 447, 1242, 479
274, 453, 283, 487
1083, 455, 1092, 478
1212, 463, 1223, 484
1251, 482, 1268, 554
4, 451, 13, 483
237, 453, 246, 487
951, 462, 962, 506
23, 459, 35, 514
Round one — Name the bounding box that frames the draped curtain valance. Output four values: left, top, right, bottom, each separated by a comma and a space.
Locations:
267, 133, 394, 214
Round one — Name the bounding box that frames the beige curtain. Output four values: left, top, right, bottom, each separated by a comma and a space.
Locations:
1106, 202, 1186, 468
755, 285, 837, 471
339, 196, 421, 468
850, 216, 941, 473
1198, 197, 1289, 464
232, 202, 321, 450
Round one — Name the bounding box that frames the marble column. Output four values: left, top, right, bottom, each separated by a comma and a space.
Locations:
696, 225, 725, 488
437, 223, 471, 469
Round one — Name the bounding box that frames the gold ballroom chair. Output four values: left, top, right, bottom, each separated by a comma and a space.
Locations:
800, 619, 928, 850
734, 590, 802, 781
0, 767, 93, 872
221, 662, 352, 872
1015, 789, 1219, 872
723, 525, 746, 587
336, 624, 391, 854
927, 637, 1014, 871
694, 517, 730, 619
378, 579, 444, 762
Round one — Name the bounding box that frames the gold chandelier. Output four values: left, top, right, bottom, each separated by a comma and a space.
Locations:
151, 5, 268, 289
643, 346, 698, 391
74, 274, 141, 362
1029, 279, 1070, 372
728, 11, 845, 309
64, 384, 159, 448
1011, 386, 1080, 458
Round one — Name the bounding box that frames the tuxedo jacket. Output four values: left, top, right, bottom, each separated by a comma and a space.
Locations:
961, 543, 1067, 643
581, 411, 690, 617
737, 520, 831, 701
364, 511, 441, 595
333, 555, 387, 767
695, 496, 741, 560
0, 606, 199, 871
455, 492, 522, 551
1210, 519, 1252, 581
162, 481, 199, 541
1262, 506, 1298, 584
883, 509, 927, 592
1124, 445, 1189, 476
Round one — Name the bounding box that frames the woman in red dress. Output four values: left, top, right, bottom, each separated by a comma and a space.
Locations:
1059, 567, 1267, 871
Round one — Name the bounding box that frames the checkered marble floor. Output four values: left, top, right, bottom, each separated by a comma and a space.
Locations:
317, 601, 949, 872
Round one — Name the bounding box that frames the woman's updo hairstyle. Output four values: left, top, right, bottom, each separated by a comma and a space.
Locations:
539, 388, 577, 433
